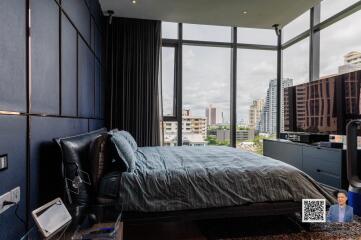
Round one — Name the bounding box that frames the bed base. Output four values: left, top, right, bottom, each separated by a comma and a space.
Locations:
91, 201, 302, 223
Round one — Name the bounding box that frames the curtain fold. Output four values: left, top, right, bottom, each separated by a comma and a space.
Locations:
105, 17, 161, 146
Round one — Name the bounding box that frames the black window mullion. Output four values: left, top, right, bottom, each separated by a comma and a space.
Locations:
310, 4, 320, 82
177, 23, 183, 146
230, 27, 237, 147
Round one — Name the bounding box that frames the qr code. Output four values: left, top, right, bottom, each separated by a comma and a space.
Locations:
302, 199, 326, 222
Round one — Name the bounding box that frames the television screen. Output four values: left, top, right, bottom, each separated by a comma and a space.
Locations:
284, 70, 361, 135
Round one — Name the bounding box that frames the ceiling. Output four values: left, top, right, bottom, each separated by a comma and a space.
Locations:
99, 0, 322, 29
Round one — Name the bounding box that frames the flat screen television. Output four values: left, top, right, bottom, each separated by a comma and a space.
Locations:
284, 70, 361, 135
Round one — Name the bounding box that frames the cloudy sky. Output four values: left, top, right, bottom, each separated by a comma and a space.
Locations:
162, 0, 361, 124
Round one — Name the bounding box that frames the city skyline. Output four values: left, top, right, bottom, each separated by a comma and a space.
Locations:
165, 49, 361, 127
162, 1, 361, 124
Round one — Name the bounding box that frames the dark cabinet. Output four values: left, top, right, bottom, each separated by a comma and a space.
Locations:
264, 139, 347, 189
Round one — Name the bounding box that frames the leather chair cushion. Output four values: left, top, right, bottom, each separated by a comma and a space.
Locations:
56, 128, 107, 206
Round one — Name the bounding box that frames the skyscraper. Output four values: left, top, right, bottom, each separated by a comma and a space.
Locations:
248, 99, 264, 130
260, 78, 293, 134
205, 104, 217, 125
338, 51, 361, 74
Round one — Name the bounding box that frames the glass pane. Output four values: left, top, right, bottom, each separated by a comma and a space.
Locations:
283, 38, 309, 134
162, 22, 178, 39
183, 46, 231, 146
283, 37, 310, 85
283, 10, 310, 43
162, 121, 178, 146
162, 47, 175, 116
320, 10, 361, 78
237, 27, 276, 45
237, 49, 277, 154
183, 23, 231, 42
321, 0, 359, 22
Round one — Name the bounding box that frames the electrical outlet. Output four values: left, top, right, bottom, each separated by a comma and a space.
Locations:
0, 191, 12, 215
11, 187, 20, 204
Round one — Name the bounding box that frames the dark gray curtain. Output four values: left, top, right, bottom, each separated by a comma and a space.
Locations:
105, 17, 161, 146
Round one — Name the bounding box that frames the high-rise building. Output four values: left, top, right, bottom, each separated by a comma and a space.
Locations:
338, 51, 361, 74
260, 78, 293, 134
284, 70, 361, 134
205, 104, 217, 125
248, 99, 264, 130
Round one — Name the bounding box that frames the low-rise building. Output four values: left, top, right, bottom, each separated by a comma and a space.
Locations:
216, 129, 255, 142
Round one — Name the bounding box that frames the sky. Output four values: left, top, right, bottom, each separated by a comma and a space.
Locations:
162, 0, 361, 124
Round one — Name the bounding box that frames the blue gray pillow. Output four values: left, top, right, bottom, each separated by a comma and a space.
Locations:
110, 133, 136, 172
117, 131, 138, 151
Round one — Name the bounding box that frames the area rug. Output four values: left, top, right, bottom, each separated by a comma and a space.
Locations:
222, 216, 361, 240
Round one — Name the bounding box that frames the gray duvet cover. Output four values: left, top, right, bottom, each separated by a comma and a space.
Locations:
118, 146, 335, 212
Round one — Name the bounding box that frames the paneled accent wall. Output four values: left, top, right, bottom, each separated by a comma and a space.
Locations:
0, 0, 104, 239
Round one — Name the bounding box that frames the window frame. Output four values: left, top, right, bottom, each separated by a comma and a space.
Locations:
161, 44, 178, 120
162, 23, 277, 147
161, 1, 361, 146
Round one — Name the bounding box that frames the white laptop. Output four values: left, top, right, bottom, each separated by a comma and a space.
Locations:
32, 198, 72, 238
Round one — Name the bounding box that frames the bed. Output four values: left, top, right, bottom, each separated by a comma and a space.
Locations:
55, 129, 336, 223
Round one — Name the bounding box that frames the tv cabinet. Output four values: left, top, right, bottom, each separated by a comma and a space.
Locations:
263, 139, 348, 189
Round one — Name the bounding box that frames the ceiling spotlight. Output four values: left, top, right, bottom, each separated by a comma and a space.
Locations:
132, 0, 136, 3
107, 10, 114, 24
242, 11, 248, 14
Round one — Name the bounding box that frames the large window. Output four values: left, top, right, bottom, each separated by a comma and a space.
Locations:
183, 24, 231, 42
283, 11, 310, 43
183, 46, 231, 146
237, 28, 276, 45
321, 0, 359, 22
320, 9, 361, 78
283, 37, 310, 85
162, 22, 178, 39
161, 47, 176, 116
237, 50, 277, 153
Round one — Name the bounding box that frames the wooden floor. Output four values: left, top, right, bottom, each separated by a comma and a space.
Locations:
123, 215, 303, 240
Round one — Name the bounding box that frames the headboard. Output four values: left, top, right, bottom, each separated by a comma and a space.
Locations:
54, 128, 107, 207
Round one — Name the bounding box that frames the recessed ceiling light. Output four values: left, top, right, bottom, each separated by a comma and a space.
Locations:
242, 11, 248, 14
132, 0, 136, 3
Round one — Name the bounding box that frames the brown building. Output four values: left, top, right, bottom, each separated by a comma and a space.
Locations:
284, 70, 361, 134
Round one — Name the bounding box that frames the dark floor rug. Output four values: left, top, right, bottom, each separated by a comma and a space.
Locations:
125, 215, 361, 240
216, 216, 361, 240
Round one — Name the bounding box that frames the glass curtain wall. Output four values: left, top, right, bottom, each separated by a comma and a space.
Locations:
182, 46, 231, 146
237, 49, 277, 153
281, 0, 361, 143
161, 21, 279, 152
161, 1, 361, 150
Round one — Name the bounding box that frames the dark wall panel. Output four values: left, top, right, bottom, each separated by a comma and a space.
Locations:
100, 66, 105, 119
0, 1, 103, 238
78, 37, 95, 118
0, 115, 27, 240
85, 0, 102, 28
89, 119, 105, 131
62, 0, 91, 44
95, 60, 101, 118
95, 25, 102, 59
61, 14, 78, 116
0, 0, 26, 112
29, 116, 88, 212
91, 18, 96, 52
31, 0, 60, 114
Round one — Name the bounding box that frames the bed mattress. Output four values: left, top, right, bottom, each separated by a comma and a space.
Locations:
114, 146, 335, 212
